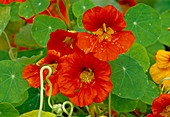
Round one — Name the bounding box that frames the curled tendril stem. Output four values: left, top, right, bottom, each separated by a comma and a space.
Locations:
38, 66, 52, 117
62, 101, 74, 117
159, 77, 170, 94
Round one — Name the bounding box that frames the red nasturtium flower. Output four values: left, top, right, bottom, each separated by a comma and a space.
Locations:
57, 51, 113, 107
22, 50, 61, 96
118, 0, 137, 14
47, 29, 78, 57
0, 0, 26, 5
150, 50, 170, 90
146, 93, 170, 117
76, 5, 135, 61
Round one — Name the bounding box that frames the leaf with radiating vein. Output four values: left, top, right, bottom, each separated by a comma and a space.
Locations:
0, 103, 19, 117
0, 7, 10, 35
19, 0, 50, 19
19, 110, 56, 117
32, 15, 66, 47
109, 55, 148, 100
0, 60, 30, 103
140, 80, 160, 105
124, 4, 161, 47
159, 10, 170, 46
125, 43, 150, 72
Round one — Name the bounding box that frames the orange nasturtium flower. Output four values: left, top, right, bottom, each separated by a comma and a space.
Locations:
57, 51, 113, 107
76, 5, 135, 61
146, 93, 170, 117
149, 50, 170, 90
47, 29, 78, 57
0, 0, 26, 5
22, 50, 61, 96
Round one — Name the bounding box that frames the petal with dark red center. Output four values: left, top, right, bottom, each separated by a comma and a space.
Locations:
152, 94, 170, 115
82, 5, 126, 32
155, 50, 170, 68
22, 64, 47, 88
69, 85, 97, 107
94, 79, 113, 103
45, 74, 59, 96
47, 29, 78, 56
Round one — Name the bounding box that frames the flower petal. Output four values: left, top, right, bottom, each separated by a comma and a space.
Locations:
155, 50, 170, 68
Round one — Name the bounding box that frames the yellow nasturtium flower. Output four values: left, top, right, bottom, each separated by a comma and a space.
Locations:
150, 50, 170, 90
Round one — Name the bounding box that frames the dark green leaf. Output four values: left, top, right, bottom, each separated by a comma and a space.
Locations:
159, 10, 170, 46
111, 94, 138, 112
109, 55, 148, 100
19, 0, 50, 19
32, 15, 66, 47
0, 51, 10, 61
0, 60, 30, 103
125, 4, 161, 47
125, 43, 150, 72
154, 0, 170, 14
10, 3, 21, 21
0, 102, 19, 117
140, 80, 160, 105
0, 7, 10, 35
137, 100, 147, 113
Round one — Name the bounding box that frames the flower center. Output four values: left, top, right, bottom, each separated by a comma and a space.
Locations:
93, 23, 114, 42
160, 105, 170, 117
80, 68, 94, 83
63, 37, 74, 48
48, 64, 58, 74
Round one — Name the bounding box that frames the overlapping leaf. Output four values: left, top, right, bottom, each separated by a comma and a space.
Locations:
109, 55, 148, 100
19, 110, 56, 117
124, 4, 161, 47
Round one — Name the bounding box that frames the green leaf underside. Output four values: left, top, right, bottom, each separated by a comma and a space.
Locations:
0, 7, 10, 36
0, 102, 19, 117
19, 110, 56, 117
124, 4, 161, 47
19, 0, 50, 19
15, 24, 37, 48
159, 10, 170, 46
140, 80, 160, 105
32, 15, 66, 47
0, 60, 30, 103
16, 88, 51, 114
125, 43, 150, 72
109, 55, 148, 100
146, 41, 165, 65
111, 94, 138, 112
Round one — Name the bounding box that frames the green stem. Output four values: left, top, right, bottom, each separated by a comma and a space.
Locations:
46, 78, 53, 109
62, 101, 74, 117
46, 9, 53, 17
108, 92, 111, 117
28, 0, 37, 15
64, 0, 71, 26
159, 77, 170, 94
94, 104, 100, 116
57, 0, 70, 30
3, 31, 15, 60
38, 66, 52, 117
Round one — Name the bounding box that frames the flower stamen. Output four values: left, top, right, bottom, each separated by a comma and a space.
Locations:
80, 68, 94, 83
160, 105, 170, 117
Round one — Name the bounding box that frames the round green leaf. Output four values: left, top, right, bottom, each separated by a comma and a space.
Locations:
154, 0, 170, 14
32, 15, 66, 47
146, 41, 165, 65
72, 0, 95, 17
125, 43, 150, 72
19, 110, 56, 117
109, 55, 148, 100
159, 10, 170, 46
140, 80, 160, 105
111, 94, 138, 112
124, 4, 161, 47
0, 102, 19, 117
0, 60, 30, 103
15, 24, 37, 48
0, 7, 10, 35
137, 100, 147, 113
10, 3, 21, 21
19, 0, 50, 19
